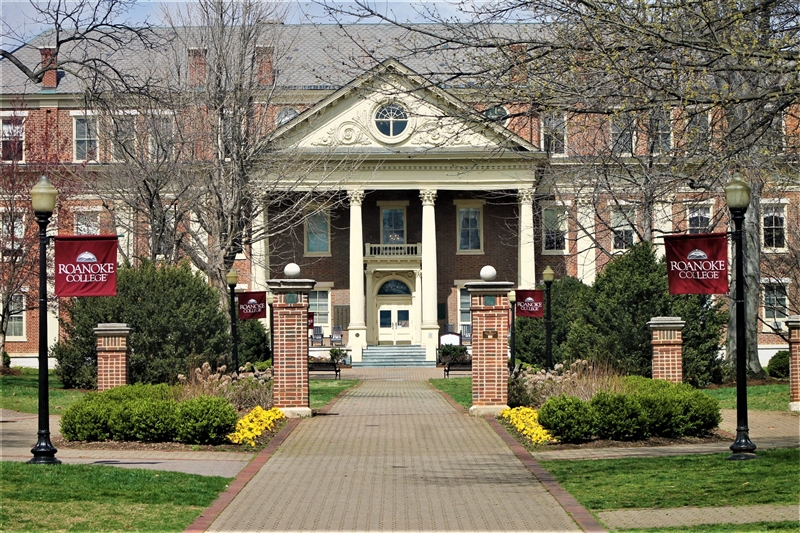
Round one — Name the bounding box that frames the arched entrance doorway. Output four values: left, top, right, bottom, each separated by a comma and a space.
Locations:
376, 279, 413, 345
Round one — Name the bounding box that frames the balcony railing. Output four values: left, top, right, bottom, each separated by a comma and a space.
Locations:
365, 243, 421, 257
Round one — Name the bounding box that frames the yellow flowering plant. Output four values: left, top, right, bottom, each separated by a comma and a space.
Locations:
228, 406, 286, 447
499, 406, 556, 446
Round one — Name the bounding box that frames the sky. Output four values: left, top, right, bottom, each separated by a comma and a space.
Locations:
0, 1, 480, 49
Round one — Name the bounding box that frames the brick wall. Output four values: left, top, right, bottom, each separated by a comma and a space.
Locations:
648, 317, 684, 383
95, 324, 130, 391
470, 290, 511, 409
272, 293, 310, 409
787, 316, 799, 409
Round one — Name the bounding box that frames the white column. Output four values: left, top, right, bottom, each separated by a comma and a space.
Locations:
653, 200, 674, 259
347, 190, 367, 360
420, 189, 439, 361
576, 198, 597, 285
518, 188, 536, 288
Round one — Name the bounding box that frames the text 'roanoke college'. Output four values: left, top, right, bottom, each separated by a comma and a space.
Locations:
669, 260, 726, 279
58, 263, 116, 282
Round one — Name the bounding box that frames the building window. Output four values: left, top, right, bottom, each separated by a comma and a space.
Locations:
305, 210, 330, 255
543, 206, 568, 251
152, 209, 175, 257
764, 284, 788, 324
611, 206, 635, 250
760, 113, 784, 155
648, 107, 671, 154
459, 288, 471, 326
149, 117, 173, 161
375, 104, 408, 137
1, 212, 24, 259
688, 206, 711, 234
111, 116, 136, 160
763, 205, 786, 249
381, 207, 405, 245
685, 110, 709, 153
309, 290, 329, 325
458, 206, 482, 252
484, 106, 509, 125
276, 107, 299, 126
74, 211, 100, 235
221, 115, 239, 159
610, 113, 634, 155
1, 117, 24, 161
75, 117, 98, 161
7, 294, 25, 338
542, 112, 566, 154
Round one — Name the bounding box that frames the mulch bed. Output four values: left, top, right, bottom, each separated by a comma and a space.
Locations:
532, 432, 731, 452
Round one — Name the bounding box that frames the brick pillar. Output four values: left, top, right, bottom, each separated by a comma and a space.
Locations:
466, 280, 514, 417
647, 317, 685, 383
94, 323, 131, 391
268, 278, 315, 418
786, 315, 800, 412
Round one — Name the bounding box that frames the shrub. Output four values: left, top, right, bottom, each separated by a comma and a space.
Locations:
329, 348, 347, 364
2, 350, 10, 368
239, 319, 271, 365
110, 398, 178, 442
538, 395, 595, 443
176, 396, 238, 445
438, 344, 469, 364
767, 350, 790, 379
591, 391, 648, 440
54, 260, 230, 389
60, 394, 115, 441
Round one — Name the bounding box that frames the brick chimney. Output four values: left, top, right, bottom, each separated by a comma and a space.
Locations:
188, 48, 207, 86
39, 47, 58, 89
255, 46, 274, 86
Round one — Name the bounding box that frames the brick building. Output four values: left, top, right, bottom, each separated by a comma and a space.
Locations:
1, 24, 796, 367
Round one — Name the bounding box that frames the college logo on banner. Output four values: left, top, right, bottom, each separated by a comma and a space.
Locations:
238, 291, 267, 320
54, 235, 118, 297
515, 289, 544, 318
664, 233, 728, 295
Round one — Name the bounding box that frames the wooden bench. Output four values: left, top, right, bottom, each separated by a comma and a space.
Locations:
308, 361, 341, 380
443, 360, 472, 378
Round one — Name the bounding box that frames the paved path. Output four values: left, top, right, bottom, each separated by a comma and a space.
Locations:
202, 370, 585, 532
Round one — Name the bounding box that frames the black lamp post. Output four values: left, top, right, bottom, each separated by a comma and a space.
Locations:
29, 175, 60, 465
543, 266, 555, 371
266, 291, 275, 363
725, 174, 757, 460
226, 268, 239, 374
508, 290, 516, 372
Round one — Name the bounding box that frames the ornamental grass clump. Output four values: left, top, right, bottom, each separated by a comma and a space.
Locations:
509, 359, 623, 408
177, 361, 273, 412
228, 406, 286, 447
499, 407, 556, 445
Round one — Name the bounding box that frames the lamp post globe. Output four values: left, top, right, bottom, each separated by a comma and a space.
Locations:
28, 175, 60, 464
227, 268, 239, 373
724, 174, 757, 460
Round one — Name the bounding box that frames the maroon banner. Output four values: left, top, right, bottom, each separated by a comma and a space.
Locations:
307, 313, 314, 329
515, 289, 544, 318
238, 291, 267, 320
664, 233, 728, 294
54, 235, 118, 297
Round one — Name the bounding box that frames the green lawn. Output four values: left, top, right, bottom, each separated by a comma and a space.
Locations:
0, 461, 231, 532
309, 379, 359, 409
616, 523, 800, 533
429, 377, 472, 408
0, 368, 87, 414
539, 448, 800, 510
702, 384, 791, 411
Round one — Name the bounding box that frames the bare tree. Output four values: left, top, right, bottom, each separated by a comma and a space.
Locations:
314, 0, 799, 373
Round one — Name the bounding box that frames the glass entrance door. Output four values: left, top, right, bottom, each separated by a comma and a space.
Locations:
377, 304, 412, 345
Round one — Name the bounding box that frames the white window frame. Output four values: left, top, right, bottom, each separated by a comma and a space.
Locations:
685, 108, 710, 154
541, 201, 570, 255
1, 111, 27, 162
648, 107, 672, 155
72, 112, 98, 162
611, 204, 636, 251
308, 289, 330, 327
110, 113, 137, 162
378, 201, 408, 246
73, 208, 101, 235
484, 106, 509, 126
454, 199, 484, 255
1, 210, 25, 259
6, 293, 26, 340
304, 208, 331, 257
761, 201, 787, 252
457, 285, 472, 327
687, 204, 713, 235
610, 112, 635, 156
761, 279, 790, 332
542, 111, 566, 155
276, 107, 299, 126
148, 115, 174, 161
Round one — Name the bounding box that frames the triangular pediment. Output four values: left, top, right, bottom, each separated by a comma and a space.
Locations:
273, 60, 537, 155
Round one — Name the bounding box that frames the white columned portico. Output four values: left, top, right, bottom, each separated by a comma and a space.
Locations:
347, 190, 367, 362
420, 189, 439, 361
518, 188, 536, 289
576, 198, 597, 284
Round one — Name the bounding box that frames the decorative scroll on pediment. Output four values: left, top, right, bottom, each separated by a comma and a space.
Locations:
311, 120, 372, 146
410, 118, 489, 147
